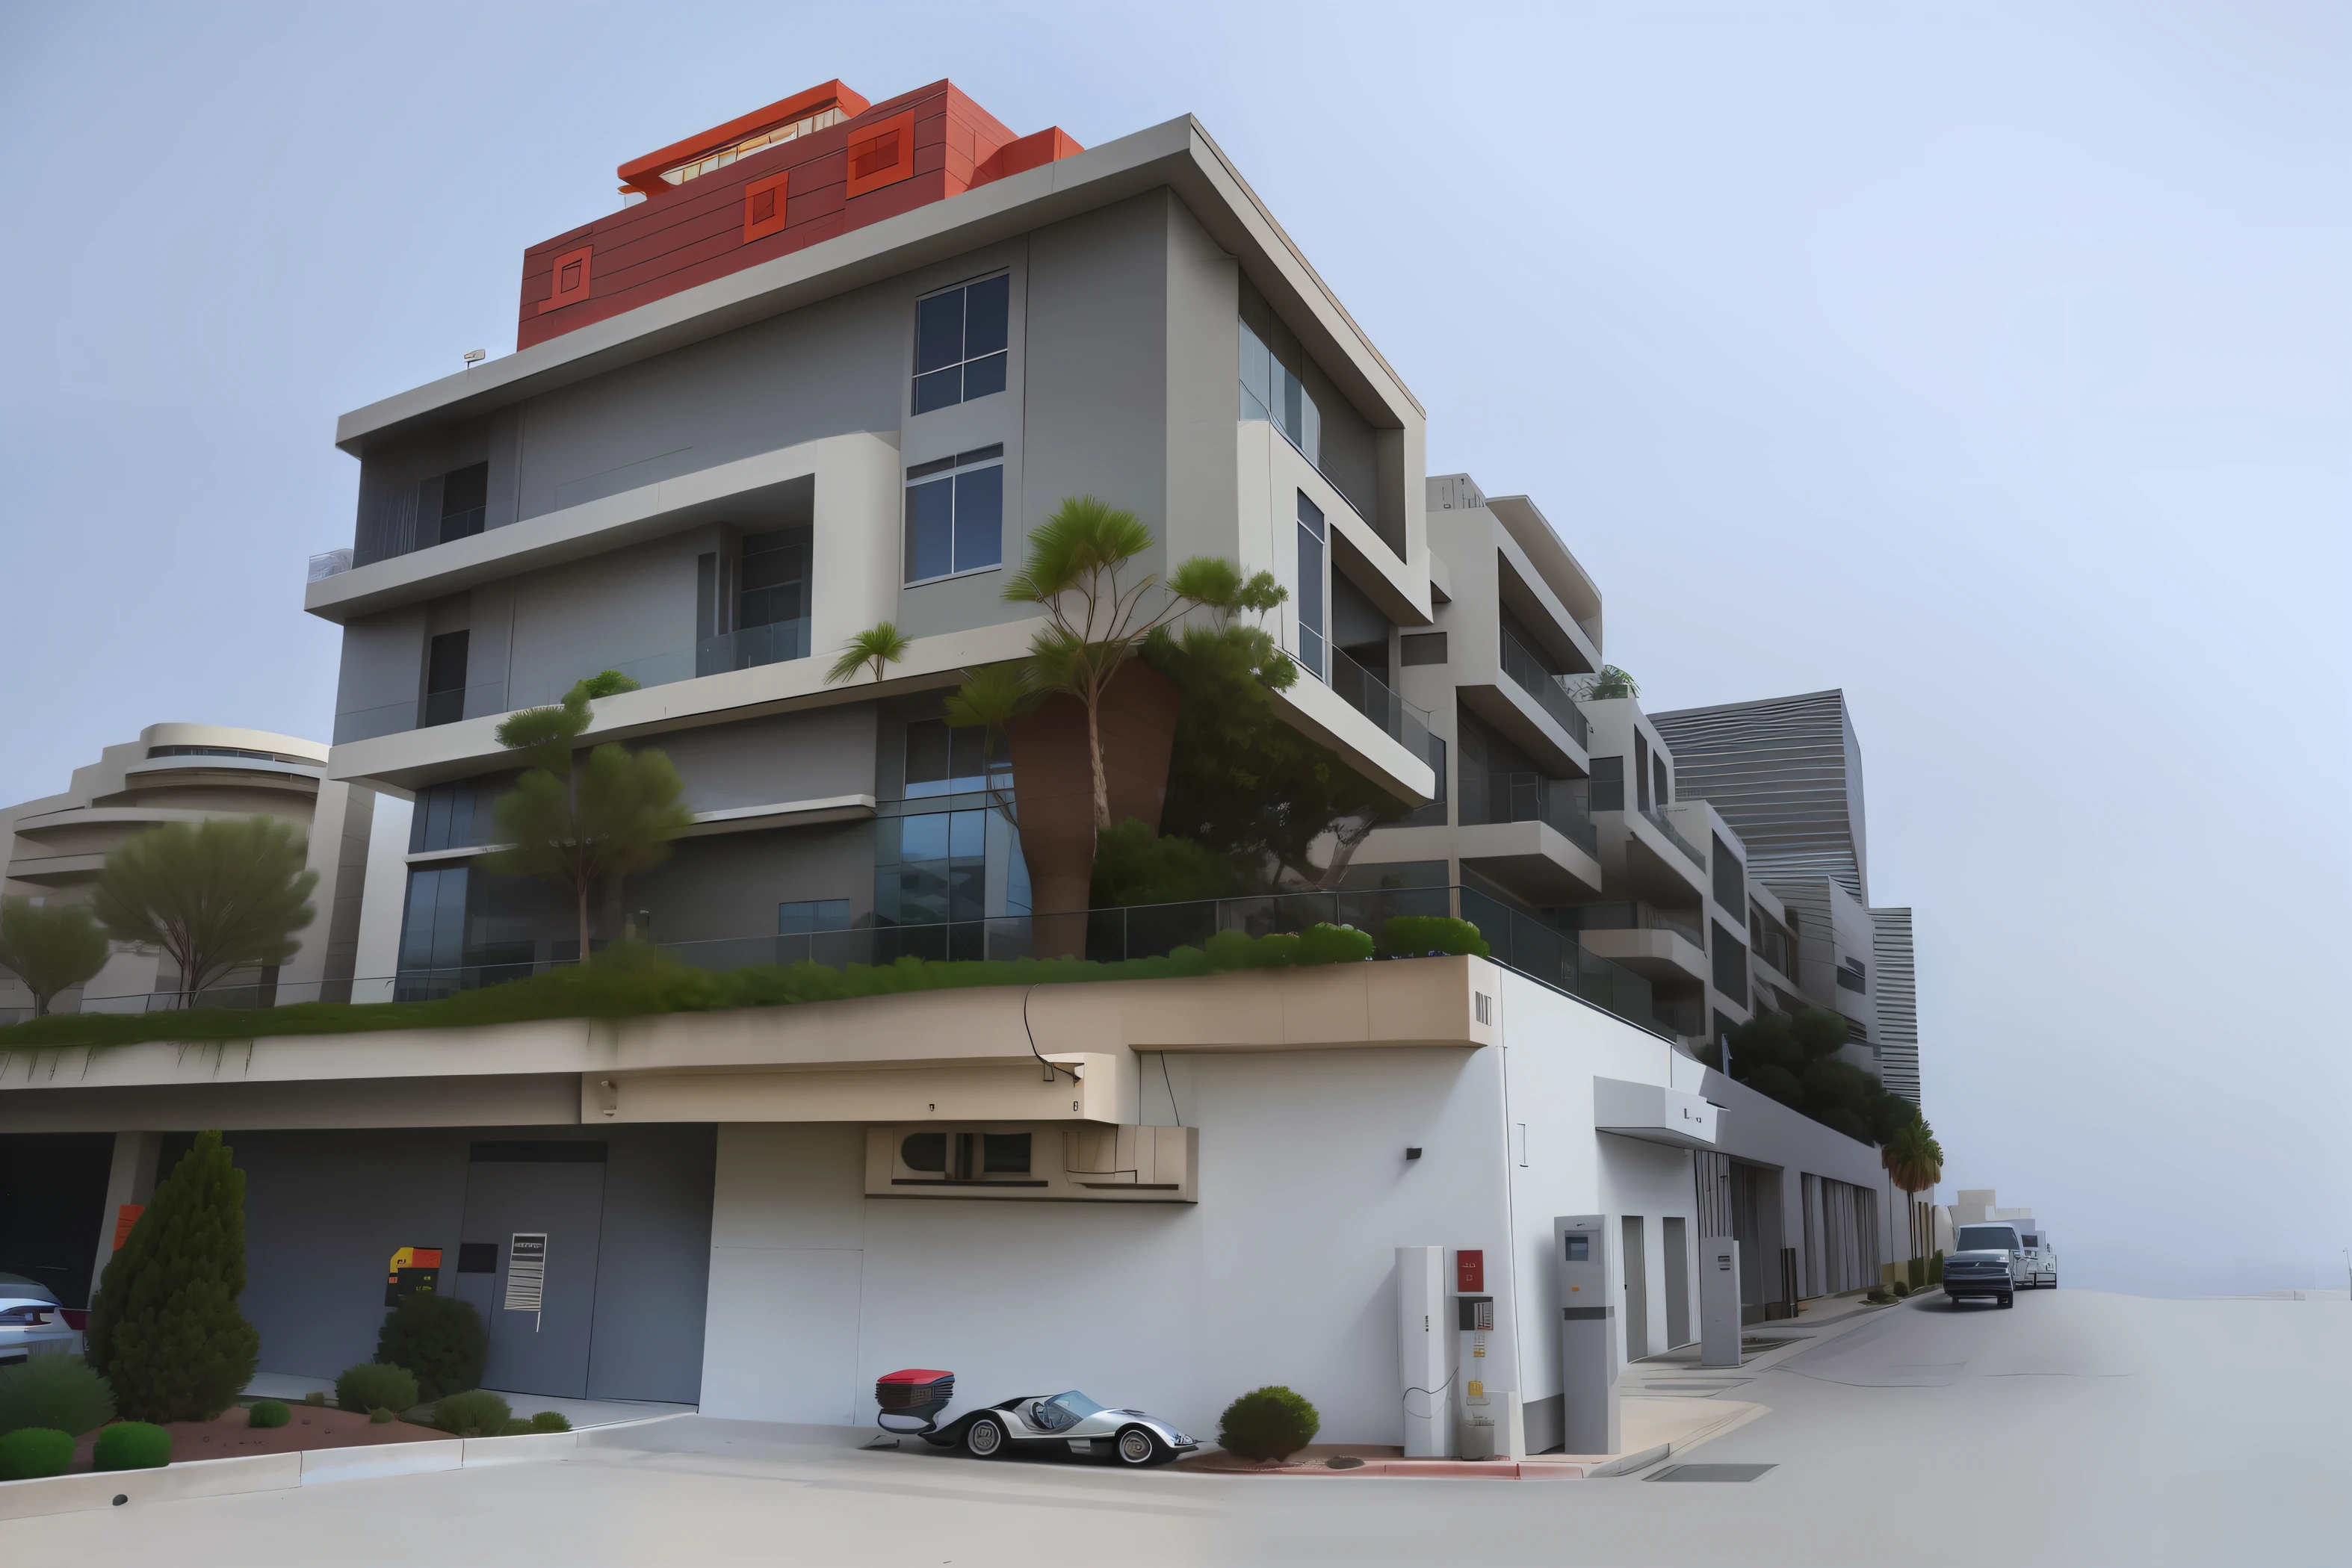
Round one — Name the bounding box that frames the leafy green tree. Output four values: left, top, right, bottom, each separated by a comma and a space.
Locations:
1579, 664, 1641, 699
826, 622, 910, 686
1001, 497, 1229, 833
1089, 818, 1250, 907
85, 1129, 259, 1423
0, 896, 111, 1016
1148, 622, 1406, 887
485, 672, 695, 963
93, 819, 316, 1008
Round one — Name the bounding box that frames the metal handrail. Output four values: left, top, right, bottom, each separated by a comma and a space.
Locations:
1639, 806, 1707, 869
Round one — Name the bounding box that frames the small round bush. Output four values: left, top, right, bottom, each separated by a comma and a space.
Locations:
0, 1427, 74, 1480
1379, 916, 1490, 959
1891, 1280, 1913, 1299
303, 1391, 327, 1407
377, 1295, 488, 1404
0, 1353, 115, 1437
246, 1399, 291, 1429
530, 1410, 572, 1433
335, 1363, 418, 1416
1216, 1386, 1320, 1463
93, 1421, 172, 1471
368, 1407, 397, 1424
498, 1419, 534, 1436
433, 1389, 513, 1437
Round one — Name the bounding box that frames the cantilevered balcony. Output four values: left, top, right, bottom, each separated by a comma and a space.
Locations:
1574, 902, 1709, 986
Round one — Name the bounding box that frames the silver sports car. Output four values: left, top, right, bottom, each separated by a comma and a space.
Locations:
927, 1389, 1197, 1467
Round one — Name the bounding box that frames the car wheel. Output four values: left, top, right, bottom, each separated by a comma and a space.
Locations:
1112, 1425, 1168, 1467
1999, 1292, 2014, 1309
965, 1416, 1009, 1458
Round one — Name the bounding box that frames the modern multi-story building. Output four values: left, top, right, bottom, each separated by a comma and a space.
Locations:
0, 724, 374, 1016
1, 78, 1926, 1432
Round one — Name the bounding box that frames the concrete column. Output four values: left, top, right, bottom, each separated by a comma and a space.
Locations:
90, 1131, 163, 1301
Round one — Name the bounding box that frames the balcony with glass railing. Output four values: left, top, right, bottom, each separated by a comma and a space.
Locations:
1574, 902, 1707, 952
1497, 626, 1591, 749
1639, 806, 1708, 870
1459, 769, 1598, 856
1328, 646, 1436, 772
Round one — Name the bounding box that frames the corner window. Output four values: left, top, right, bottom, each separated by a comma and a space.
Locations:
1711, 833, 1744, 917
1296, 491, 1327, 680
1239, 280, 1322, 467
904, 446, 1005, 584
1589, 756, 1626, 811
912, 273, 1010, 415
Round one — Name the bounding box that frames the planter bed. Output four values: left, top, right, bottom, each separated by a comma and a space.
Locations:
63, 1404, 445, 1471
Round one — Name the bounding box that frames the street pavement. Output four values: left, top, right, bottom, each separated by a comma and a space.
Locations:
7, 1289, 2346, 1565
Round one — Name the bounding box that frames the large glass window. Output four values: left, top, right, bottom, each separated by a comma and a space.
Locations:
779, 899, 850, 935
1296, 491, 1327, 679
904, 445, 1005, 583
438, 462, 489, 544
912, 273, 1010, 415
903, 718, 1005, 799
397, 866, 471, 979
1239, 282, 1322, 466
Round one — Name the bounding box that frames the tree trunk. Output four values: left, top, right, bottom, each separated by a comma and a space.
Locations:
1086, 687, 1110, 831
576, 878, 592, 967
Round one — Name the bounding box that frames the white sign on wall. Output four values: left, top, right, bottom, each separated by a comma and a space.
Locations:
505, 1232, 548, 1324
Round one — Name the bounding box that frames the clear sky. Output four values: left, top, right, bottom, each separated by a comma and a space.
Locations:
3, 2, 2346, 1295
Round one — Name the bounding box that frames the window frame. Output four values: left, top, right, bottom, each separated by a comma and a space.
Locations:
911, 271, 1012, 416
902, 445, 1007, 586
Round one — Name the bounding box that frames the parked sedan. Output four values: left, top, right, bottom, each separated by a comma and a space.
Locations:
927, 1389, 1197, 1467
0, 1274, 81, 1365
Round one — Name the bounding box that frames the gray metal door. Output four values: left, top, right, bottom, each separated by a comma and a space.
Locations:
459, 1147, 606, 1399
1621, 1215, 1649, 1361
1662, 1216, 1692, 1348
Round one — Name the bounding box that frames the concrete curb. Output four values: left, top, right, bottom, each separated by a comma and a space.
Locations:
0, 1411, 694, 1521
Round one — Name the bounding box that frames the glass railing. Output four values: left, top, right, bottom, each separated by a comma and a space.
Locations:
6, 890, 1666, 1046
1640, 807, 1707, 869
308, 548, 353, 582
694, 618, 811, 678
1461, 771, 1599, 855
1497, 627, 1591, 747
1328, 646, 1435, 771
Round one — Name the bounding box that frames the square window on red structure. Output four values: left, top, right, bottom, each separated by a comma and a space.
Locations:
844, 110, 918, 199
743, 172, 790, 243
537, 246, 592, 314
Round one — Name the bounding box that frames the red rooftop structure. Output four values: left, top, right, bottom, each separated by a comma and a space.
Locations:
518, 79, 1082, 350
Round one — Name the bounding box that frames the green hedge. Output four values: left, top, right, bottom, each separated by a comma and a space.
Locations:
93, 1422, 172, 1470
246, 1399, 291, 1429
0, 920, 1480, 1055
0, 1354, 114, 1437
1216, 1385, 1321, 1462
0, 1427, 74, 1480
433, 1389, 513, 1438
334, 1363, 418, 1416
377, 1295, 486, 1404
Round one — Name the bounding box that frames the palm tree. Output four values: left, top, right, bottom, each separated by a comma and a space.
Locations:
1881, 1118, 1946, 1263
827, 622, 910, 686
1000, 497, 1216, 834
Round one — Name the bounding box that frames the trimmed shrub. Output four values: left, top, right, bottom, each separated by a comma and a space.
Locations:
93, 1421, 172, 1470
246, 1399, 291, 1429
368, 1407, 397, 1424
498, 1419, 534, 1436
433, 1389, 513, 1438
1890, 1280, 1913, 1300
303, 1391, 327, 1407
1907, 1256, 1927, 1290
376, 1294, 488, 1403
0, 1353, 115, 1437
1928, 1250, 1945, 1286
335, 1363, 419, 1416
0, 1427, 74, 1480
1865, 1287, 1893, 1305
530, 1410, 572, 1433
1216, 1385, 1320, 1463
1379, 916, 1490, 959
84, 1129, 259, 1422
1296, 923, 1375, 966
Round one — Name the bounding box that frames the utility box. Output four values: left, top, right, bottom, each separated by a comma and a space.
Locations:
1456, 1292, 1495, 1460
1396, 1247, 1447, 1457
1555, 1214, 1620, 1455
1700, 1236, 1742, 1367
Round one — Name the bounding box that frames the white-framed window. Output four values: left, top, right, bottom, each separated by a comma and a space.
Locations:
913, 273, 1011, 415
904, 444, 1005, 584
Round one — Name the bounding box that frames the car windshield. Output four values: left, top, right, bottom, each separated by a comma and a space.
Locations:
1957, 1227, 2020, 1253
1046, 1391, 1105, 1422
0, 1274, 58, 1304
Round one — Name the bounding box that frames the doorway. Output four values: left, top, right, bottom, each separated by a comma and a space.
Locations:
1621, 1215, 1649, 1361
451, 1142, 607, 1399
1663, 1216, 1692, 1348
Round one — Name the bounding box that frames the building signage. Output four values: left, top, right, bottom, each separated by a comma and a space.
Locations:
384, 1246, 444, 1306
1456, 1250, 1484, 1293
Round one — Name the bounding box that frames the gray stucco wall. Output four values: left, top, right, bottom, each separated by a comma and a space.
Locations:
1164, 193, 1241, 571
631, 821, 878, 945
333, 606, 427, 744
654, 704, 877, 812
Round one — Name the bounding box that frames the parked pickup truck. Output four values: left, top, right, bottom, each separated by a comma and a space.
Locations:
1943, 1223, 2023, 1308
2013, 1227, 2058, 1289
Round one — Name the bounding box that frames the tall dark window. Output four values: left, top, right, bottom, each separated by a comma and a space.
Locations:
1238, 280, 1322, 466
1635, 732, 1653, 811
912, 273, 1010, 415
438, 462, 489, 544
1296, 491, 1327, 679
1653, 753, 1671, 809
1589, 755, 1626, 811
904, 445, 1004, 583
423, 630, 469, 727
1711, 833, 1745, 916
903, 718, 1002, 799
1711, 920, 1748, 1006
397, 866, 470, 977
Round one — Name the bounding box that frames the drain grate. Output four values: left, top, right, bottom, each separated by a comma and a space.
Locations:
1647, 1463, 1777, 1483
